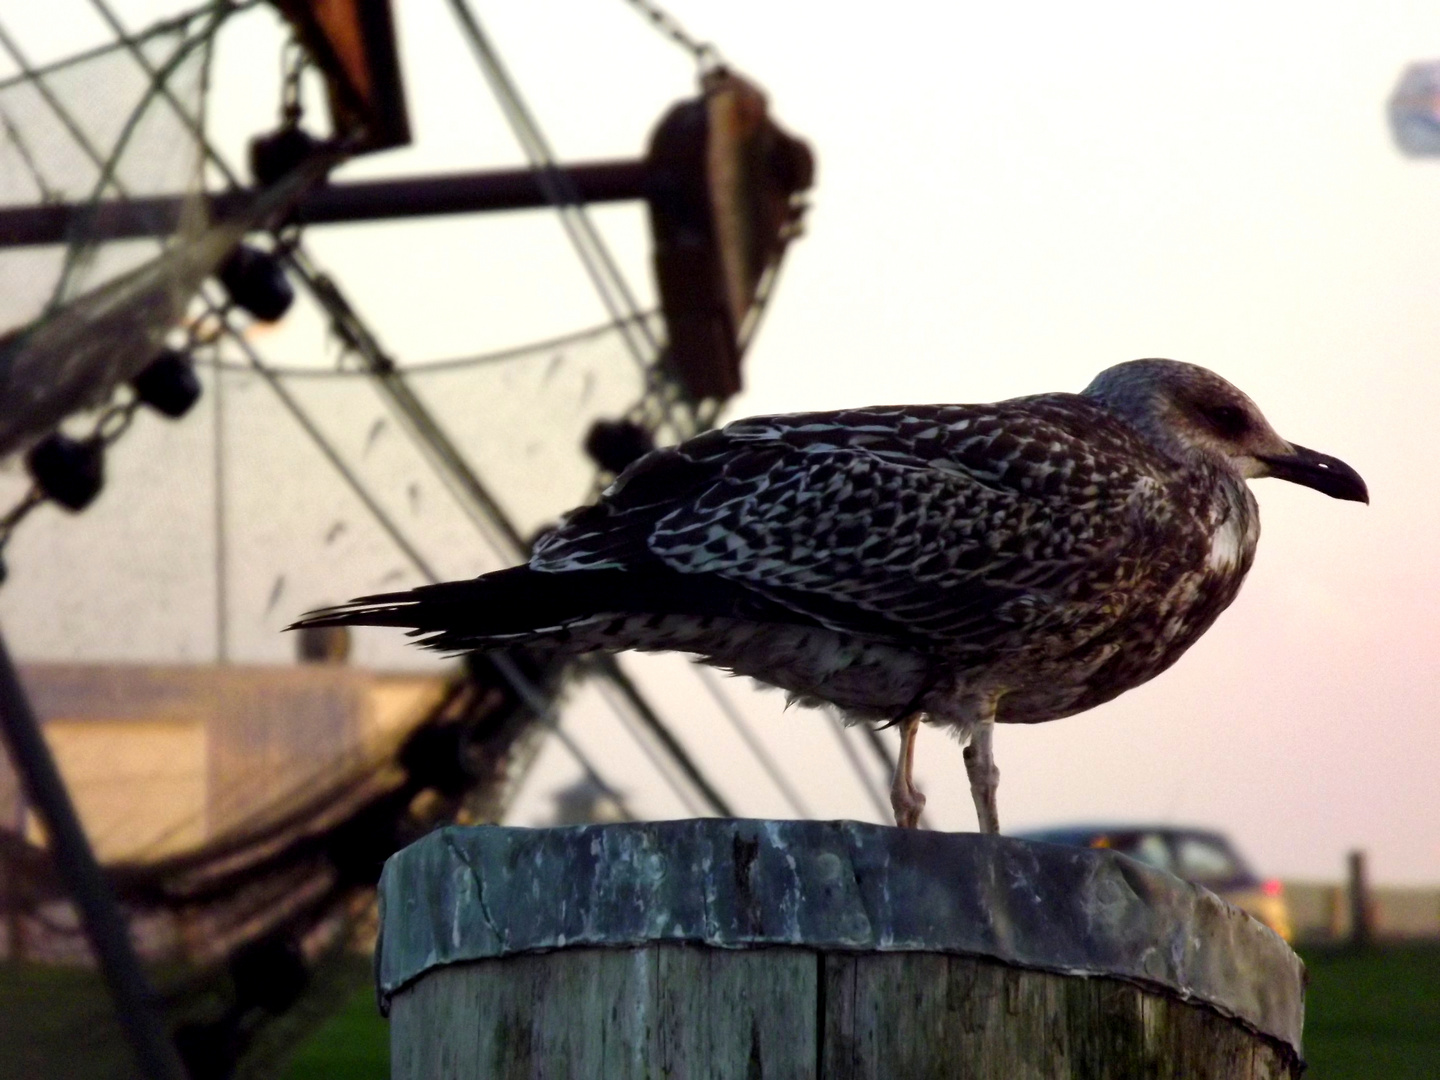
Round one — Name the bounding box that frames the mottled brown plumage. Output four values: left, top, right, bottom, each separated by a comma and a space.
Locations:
296, 360, 1367, 832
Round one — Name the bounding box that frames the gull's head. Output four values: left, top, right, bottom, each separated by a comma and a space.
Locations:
1082, 359, 1368, 503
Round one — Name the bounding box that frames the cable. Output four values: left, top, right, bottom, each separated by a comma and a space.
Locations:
195, 312, 658, 378
81, 0, 738, 822
0, 1, 252, 93
46, 9, 222, 313
0, 103, 61, 203
486, 652, 637, 820
589, 676, 704, 817
213, 299, 441, 578
593, 655, 733, 816
443, 0, 688, 437
825, 709, 893, 824
617, 0, 723, 70
218, 312, 637, 816
693, 666, 813, 818
210, 335, 228, 663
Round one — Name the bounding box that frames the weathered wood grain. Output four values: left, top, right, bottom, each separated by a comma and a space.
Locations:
390, 945, 1299, 1079
390, 944, 818, 1080
381, 822, 1306, 1078
821, 951, 1298, 1079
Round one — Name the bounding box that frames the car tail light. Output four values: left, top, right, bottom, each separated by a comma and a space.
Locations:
1262, 879, 1283, 897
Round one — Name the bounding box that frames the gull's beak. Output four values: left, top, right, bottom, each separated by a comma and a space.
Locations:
1257, 443, 1369, 504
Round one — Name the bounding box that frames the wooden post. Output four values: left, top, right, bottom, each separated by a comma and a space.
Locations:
378, 820, 1305, 1079
1347, 848, 1372, 947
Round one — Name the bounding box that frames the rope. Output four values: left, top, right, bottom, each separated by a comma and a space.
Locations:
214, 307, 637, 817
443, 0, 696, 441
589, 677, 704, 817
16, 0, 761, 829
194, 313, 658, 378
617, 0, 724, 71
0, 1, 254, 93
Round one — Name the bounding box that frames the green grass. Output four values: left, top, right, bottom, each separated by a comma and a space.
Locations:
0, 953, 384, 1080
279, 978, 389, 1080
7, 942, 1438, 1077
1297, 942, 1440, 1079
279, 944, 1440, 1079
0, 961, 137, 1080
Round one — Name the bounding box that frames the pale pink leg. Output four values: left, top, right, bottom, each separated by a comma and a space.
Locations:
889, 713, 927, 828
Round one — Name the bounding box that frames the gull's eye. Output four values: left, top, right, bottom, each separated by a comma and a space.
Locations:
1197, 403, 1249, 439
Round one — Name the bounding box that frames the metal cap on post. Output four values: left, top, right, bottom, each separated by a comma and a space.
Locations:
378, 820, 1306, 1078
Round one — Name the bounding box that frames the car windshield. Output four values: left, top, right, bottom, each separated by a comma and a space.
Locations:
1021, 827, 1259, 888
1173, 834, 1242, 883
1107, 832, 1172, 873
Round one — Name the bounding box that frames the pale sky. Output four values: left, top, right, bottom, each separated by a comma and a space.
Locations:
3, 1, 1438, 882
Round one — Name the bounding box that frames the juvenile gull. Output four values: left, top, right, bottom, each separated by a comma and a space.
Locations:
294, 360, 1367, 832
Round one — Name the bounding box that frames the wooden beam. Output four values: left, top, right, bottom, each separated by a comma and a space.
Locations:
0, 160, 650, 248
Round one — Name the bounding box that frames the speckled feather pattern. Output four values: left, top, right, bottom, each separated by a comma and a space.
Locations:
523, 393, 1260, 730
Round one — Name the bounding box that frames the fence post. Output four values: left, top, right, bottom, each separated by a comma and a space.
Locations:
1348, 848, 1372, 947
378, 820, 1305, 1078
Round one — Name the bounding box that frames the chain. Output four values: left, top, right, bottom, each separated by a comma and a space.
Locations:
94, 396, 142, 445
280, 35, 307, 125
617, 0, 723, 71
0, 488, 44, 566
0, 373, 158, 575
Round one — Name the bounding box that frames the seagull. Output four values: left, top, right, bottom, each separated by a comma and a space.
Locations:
293, 360, 1367, 833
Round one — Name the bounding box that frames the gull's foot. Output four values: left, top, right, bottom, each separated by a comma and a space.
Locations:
890, 782, 927, 829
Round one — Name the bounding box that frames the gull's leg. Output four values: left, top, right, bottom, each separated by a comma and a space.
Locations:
962, 714, 1000, 834
889, 712, 926, 828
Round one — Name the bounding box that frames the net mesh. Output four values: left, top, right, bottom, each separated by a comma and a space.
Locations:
0, 6, 452, 1076
0, 5, 714, 1076
0, 9, 217, 326
0, 6, 234, 463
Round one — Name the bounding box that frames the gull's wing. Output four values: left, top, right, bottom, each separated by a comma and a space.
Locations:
534, 396, 1197, 653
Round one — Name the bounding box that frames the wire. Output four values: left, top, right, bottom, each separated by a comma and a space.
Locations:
75, 0, 744, 826
592, 654, 734, 816
284, 248, 529, 561
0, 103, 61, 203
195, 313, 658, 378
46, 9, 222, 314
693, 666, 813, 818
0, 0, 649, 840
213, 300, 441, 578
443, 0, 688, 434
617, 0, 723, 71
825, 709, 893, 824
0, 1, 254, 93
216, 311, 637, 815
487, 652, 637, 820
589, 676, 703, 817
210, 337, 228, 662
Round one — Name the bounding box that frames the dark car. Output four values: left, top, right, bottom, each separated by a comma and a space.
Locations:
1014, 824, 1291, 940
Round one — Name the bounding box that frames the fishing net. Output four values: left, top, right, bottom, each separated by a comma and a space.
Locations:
0, 4, 236, 460
0, 5, 756, 1076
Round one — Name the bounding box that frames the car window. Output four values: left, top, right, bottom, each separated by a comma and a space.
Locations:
1174, 835, 1239, 882
1123, 832, 1173, 872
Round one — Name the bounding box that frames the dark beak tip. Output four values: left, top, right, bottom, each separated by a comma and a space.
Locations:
1329, 463, 1369, 506
1261, 444, 1368, 504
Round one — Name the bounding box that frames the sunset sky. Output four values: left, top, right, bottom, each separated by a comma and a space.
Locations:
3, 1, 1438, 883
